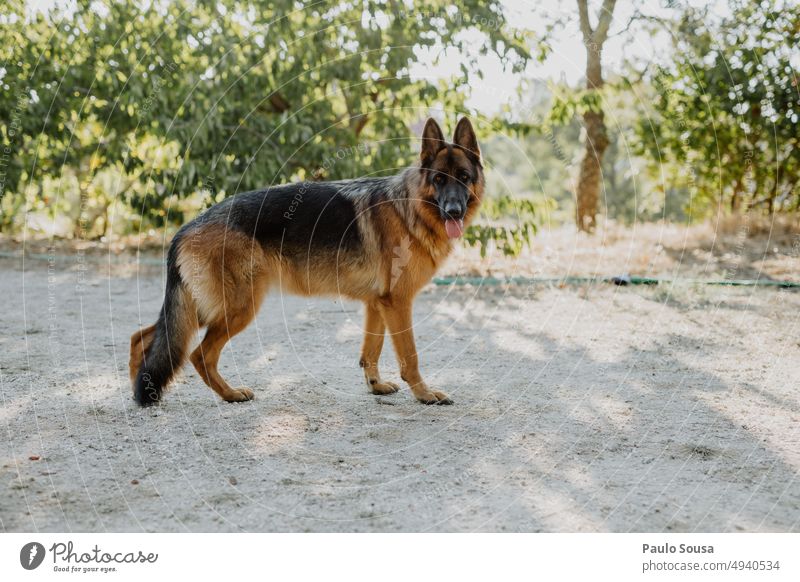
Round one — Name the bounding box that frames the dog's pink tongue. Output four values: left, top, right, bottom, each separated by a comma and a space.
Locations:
445, 218, 464, 239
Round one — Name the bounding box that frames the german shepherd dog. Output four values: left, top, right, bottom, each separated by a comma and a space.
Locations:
129, 117, 483, 406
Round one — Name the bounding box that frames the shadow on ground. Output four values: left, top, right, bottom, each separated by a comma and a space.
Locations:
1, 259, 798, 531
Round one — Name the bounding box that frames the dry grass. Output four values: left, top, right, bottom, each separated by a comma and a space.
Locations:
712, 212, 800, 239
447, 215, 800, 281
3, 215, 800, 282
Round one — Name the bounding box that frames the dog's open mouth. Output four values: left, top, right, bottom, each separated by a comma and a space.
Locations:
444, 218, 464, 239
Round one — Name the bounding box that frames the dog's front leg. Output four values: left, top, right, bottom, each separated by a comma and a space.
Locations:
379, 298, 453, 405
360, 301, 399, 395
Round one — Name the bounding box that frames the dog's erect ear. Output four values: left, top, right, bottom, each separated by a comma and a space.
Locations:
420, 118, 445, 166
453, 117, 481, 163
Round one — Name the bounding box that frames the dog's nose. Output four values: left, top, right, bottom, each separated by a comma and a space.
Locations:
444, 201, 464, 219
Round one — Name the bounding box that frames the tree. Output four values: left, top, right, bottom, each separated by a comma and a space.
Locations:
0, 0, 531, 236
634, 0, 800, 217
574, 0, 617, 231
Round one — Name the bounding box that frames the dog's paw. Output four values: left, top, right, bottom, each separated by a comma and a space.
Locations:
370, 381, 400, 395
223, 387, 254, 402
415, 390, 453, 405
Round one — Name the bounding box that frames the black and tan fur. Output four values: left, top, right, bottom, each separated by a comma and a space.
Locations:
130, 117, 484, 406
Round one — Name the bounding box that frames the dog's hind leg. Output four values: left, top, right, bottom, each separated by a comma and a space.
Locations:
189, 305, 258, 402
181, 226, 270, 403
359, 301, 399, 395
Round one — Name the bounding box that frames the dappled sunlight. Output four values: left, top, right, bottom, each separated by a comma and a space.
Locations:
335, 319, 363, 342
2, 257, 799, 532
698, 385, 800, 474
424, 285, 800, 532
61, 374, 122, 406
570, 394, 637, 434
245, 410, 310, 456
0, 396, 30, 426
246, 348, 280, 372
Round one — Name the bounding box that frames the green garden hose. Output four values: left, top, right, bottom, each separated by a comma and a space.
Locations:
431, 275, 800, 288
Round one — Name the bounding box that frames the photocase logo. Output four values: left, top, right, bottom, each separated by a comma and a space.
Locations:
20, 542, 46, 570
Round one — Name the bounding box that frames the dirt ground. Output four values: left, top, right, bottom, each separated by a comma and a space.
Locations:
1, 224, 800, 532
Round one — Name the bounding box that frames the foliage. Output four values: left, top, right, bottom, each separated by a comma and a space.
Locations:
464, 193, 546, 257
0, 0, 530, 237
633, 0, 800, 217
3, 0, 797, 246
482, 79, 665, 227
548, 87, 605, 125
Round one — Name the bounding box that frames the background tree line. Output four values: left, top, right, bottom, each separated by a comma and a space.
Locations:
0, 0, 797, 248
0, 0, 529, 238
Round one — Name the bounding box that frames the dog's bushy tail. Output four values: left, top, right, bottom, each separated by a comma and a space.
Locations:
134, 241, 194, 406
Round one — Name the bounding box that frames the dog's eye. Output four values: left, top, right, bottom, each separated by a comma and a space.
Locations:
433, 174, 445, 185
458, 172, 471, 183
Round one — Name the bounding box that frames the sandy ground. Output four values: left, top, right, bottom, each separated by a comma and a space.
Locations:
1, 231, 800, 532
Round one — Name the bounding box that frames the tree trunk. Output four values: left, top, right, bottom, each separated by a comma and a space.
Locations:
575, 0, 616, 232
730, 178, 741, 212
576, 41, 609, 231
576, 109, 608, 231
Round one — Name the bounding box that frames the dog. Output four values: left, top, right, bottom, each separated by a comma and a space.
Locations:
129, 117, 484, 406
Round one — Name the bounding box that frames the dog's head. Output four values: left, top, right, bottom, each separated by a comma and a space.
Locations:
418, 117, 484, 239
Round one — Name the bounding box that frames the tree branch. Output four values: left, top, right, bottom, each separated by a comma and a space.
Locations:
344, 88, 380, 138
268, 92, 290, 113
610, 10, 672, 38
594, 0, 618, 45
577, 0, 593, 40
